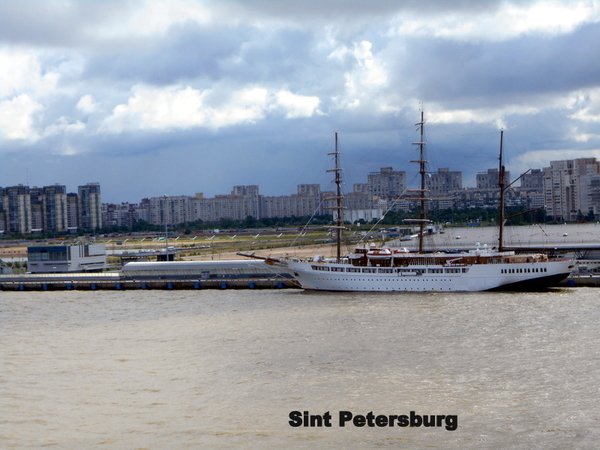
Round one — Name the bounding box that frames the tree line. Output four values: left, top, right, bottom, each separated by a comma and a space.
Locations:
2, 207, 597, 240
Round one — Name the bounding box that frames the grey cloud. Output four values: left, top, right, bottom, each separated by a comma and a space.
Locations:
0, 0, 142, 46
220, 0, 512, 22
81, 22, 333, 91
388, 22, 600, 109
0, 0, 532, 48
82, 22, 247, 85
221, 29, 318, 84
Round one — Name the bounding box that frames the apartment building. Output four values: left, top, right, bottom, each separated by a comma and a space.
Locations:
476, 168, 510, 190
102, 202, 139, 228
66, 193, 79, 230
0, 183, 99, 234
78, 183, 102, 231
40, 185, 68, 232
149, 195, 191, 226
0, 185, 31, 234
543, 158, 600, 221
589, 175, 600, 217
426, 168, 462, 197
368, 167, 407, 200
520, 169, 544, 189
262, 185, 323, 218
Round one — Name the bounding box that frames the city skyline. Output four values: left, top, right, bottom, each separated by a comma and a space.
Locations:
3, 154, 599, 234
0, 157, 543, 206
2, 1, 600, 204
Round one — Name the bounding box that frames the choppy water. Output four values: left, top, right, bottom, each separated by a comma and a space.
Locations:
1, 288, 599, 449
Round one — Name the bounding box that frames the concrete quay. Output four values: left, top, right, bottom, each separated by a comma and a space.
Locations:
0, 263, 298, 291
0, 278, 297, 291
561, 275, 600, 288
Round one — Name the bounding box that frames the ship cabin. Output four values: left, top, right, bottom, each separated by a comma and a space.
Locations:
347, 246, 549, 268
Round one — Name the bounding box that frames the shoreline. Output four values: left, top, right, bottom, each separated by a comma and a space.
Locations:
2, 223, 599, 264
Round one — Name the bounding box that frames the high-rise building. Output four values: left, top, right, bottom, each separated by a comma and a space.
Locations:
29, 187, 45, 232
103, 203, 138, 228
520, 169, 543, 189
368, 167, 407, 199
1, 185, 32, 234
231, 185, 261, 219
150, 195, 191, 226
0, 183, 98, 234
66, 193, 79, 231
426, 168, 462, 197
589, 175, 600, 218
543, 158, 600, 221
262, 185, 323, 218
476, 168, 510, 190
78, 183, 102, 231
42, 185, 68, 232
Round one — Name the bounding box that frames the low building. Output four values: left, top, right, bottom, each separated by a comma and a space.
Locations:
27, 244, 106, 273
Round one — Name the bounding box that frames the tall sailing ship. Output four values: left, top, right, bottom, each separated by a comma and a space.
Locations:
275, 113, 574, 292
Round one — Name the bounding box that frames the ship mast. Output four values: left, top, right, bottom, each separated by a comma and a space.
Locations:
498, 130, 505, 252
497, 131, 542, 251
405, 111, 431, 254
325, 132, 345, 262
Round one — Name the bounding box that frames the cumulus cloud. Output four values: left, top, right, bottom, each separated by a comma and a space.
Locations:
275, 90, 322, 118
0, 48, 59, 98
76, 95, 97, 114
43, 117, 86, 137
569, 88, 600, 123
100, 85, 209, 133
330, 40, 391, 111
0, 94, 43, 140
99, 84, 323, 133
390, 0, 600, 42
90, 0, 213, 39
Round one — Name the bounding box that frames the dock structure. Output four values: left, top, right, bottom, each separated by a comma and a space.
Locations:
0, 279, 297, 291
2, 263, 599, 290
3, 231, 600, 290
0, 260, 299, 291
562, 275, 600, 287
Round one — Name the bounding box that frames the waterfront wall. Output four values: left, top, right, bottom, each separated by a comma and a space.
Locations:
0, 278, 298, 291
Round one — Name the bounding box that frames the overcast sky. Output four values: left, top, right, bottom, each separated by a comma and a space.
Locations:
2, 0, 600, 203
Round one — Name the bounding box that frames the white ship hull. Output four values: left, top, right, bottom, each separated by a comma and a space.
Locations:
285, 257, 574, 292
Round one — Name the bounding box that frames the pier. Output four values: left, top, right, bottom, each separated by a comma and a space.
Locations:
0, 260, 299, 291
0, 273, 298, 291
